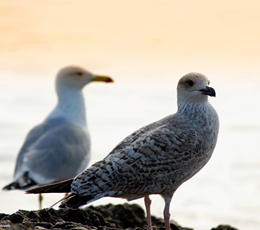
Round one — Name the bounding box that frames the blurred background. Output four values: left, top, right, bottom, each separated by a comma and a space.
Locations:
0, 1, 259, 229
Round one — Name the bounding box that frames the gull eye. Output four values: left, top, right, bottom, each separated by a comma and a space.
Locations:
186, 80, 194, 87
75, 72, 83, 76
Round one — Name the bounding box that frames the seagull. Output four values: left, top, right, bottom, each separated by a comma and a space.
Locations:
27, 72, 219, 230
3, 66, 113, 208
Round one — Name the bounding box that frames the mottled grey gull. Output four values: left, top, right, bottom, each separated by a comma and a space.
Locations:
3, 66, 113, 208
27, 72, 219, 230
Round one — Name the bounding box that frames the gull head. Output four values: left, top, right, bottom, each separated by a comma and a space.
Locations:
177, 72, 216, 104
56, 66, 113, 90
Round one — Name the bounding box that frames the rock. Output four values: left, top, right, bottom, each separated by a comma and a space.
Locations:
211, 225, 239, 230
0, 203, 238, 230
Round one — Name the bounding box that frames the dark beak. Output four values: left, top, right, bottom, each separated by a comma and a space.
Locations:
200, 86, 216, 97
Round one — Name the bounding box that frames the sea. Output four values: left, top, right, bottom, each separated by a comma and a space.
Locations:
0, 73, 259, 230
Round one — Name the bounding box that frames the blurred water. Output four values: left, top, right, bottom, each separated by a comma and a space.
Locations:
0, 75, 259, 230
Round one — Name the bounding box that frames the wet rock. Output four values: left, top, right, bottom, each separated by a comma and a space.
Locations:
211, 225, 239, 230
0, 203, 238, 230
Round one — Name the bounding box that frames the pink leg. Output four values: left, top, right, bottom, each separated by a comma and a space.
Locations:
144, 196, 152, 230
163, 197, 172, 230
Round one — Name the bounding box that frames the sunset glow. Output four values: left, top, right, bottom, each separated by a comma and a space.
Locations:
0, 0, 260, 79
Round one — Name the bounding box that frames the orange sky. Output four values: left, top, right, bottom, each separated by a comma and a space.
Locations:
0, 0, 260, 80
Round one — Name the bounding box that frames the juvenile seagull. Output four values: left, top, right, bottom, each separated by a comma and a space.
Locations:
27, 73, 219, 230
3, 66, 113, 208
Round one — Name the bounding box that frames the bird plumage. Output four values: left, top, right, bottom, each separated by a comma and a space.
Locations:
27, 72, 219, 230
3, 66, 113, 208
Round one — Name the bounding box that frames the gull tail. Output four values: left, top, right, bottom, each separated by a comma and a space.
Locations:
26, 178, 73, 194
26, 178, 93, 209
59, 193, 94, 209
3, 172, 37, 191
3, 181, 34, 191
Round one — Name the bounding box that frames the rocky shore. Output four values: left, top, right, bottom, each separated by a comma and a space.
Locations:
0, 203, 238, 230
